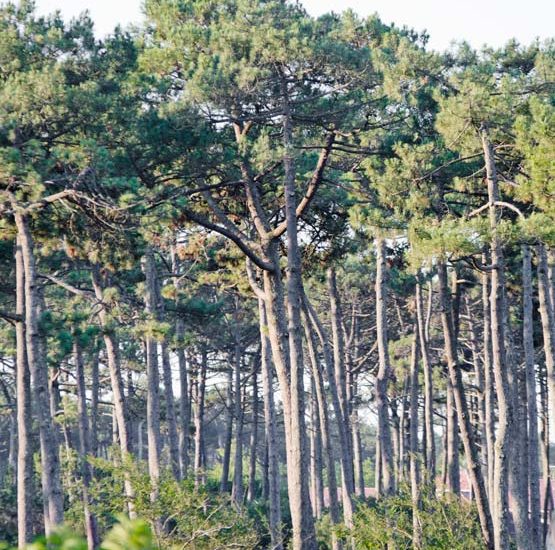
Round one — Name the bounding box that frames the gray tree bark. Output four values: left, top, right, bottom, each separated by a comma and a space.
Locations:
438, 261, 494, 550
74, 338, 99, 550
258, 299, 283, 550
280, 75, 316, 549
416, 277, 435, 485
375, 236, 395, 495
91, 265, 135, 516
522, 244, 541, 550
15, 235, 33, 548
14, 211, 64, 534
142, 248, 162, 502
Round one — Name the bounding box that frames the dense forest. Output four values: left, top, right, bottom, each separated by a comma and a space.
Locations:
0, 1, 554, 549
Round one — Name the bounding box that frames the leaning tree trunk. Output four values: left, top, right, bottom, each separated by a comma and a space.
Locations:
375, 236, 395, 495
437, 262, 494, 550
91, 265, 135, 516
14, 211, 64, 534
15, 235, 33, 548
304, 297, 355, 529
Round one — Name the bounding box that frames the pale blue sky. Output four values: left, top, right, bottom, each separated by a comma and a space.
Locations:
33, 0, 554, 51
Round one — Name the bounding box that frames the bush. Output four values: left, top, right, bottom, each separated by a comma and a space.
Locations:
352, 487, 485, 550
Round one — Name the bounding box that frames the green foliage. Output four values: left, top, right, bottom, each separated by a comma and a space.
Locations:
351, 489, 485, 550
87, 457, 259, 548
20, 517, 153, 550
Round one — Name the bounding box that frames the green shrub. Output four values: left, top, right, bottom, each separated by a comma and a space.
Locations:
352, 487, 485, 550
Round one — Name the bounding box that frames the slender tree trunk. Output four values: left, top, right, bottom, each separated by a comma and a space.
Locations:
523, 245, 541, 550
465, 300, 487, 484
90, 351, 100, 458
160, 340, 180, 479
416, 277, 435, 485
74, 338, 99, 550
540, 362, 552, 544
15, 236, 33, 548
232, 337, 245, 506
281, 76, 316, 549
351, 377, 365, 498
171, 246, 190, 479
375, 236, 395, 495
481, 124, 512, 550
446, 375, 460, 495
304, 297, 355, 529
327, 266, 355, 497
438, 262, 494, 549
91, 266, 135, 515
177, 343, 190, 479
258, 299, 283, 550
409, 332, 422, 549
194, 348, 207, 489
247, 357, 259, 503
303, 314, 341, 550
142, 248, 162, 504
220, 364, 233, 493
481, 256, 496, 501
154, 259, 180, 480
14, 212, 63, 534
538, 244, 555, 433
309, 379, 324, 519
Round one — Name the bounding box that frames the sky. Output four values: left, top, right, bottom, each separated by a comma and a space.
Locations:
33, 0, 554, 51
